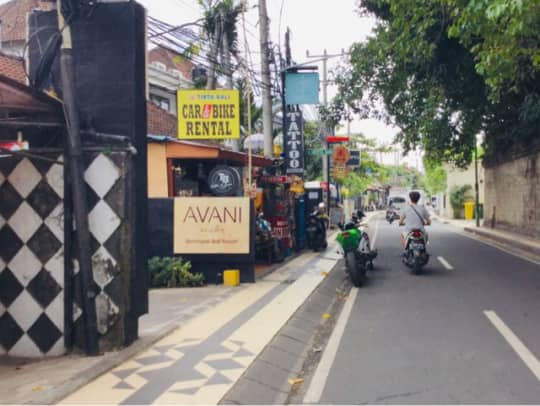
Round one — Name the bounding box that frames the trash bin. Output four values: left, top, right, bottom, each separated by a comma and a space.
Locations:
464, 202, 474, 220
476, 203, 484, 219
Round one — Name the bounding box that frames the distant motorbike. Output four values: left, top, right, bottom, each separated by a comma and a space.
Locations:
386, 207, 400, 223
401, 228, 430, 274
306, 211, 328, 252
255, 214, 283, 264
337, 210, 377, 287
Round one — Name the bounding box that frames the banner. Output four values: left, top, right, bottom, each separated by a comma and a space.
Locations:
284, 106, 305, 176
177, 90, 240, 140
174, 197, 250, 254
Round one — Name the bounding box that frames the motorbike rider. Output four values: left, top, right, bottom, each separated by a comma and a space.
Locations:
315, 202, 330, 230
398, 191, 431, 250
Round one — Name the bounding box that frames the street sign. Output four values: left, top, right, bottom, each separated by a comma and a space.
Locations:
347, 150, 360, 167
326, 136, 349, 143
307, 148, 329, 156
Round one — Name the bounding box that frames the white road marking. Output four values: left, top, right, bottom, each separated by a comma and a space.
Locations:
303, 287, 359, 403
484, 310, 540, 381
437, 256, 454, 270
370, 215, 380, 249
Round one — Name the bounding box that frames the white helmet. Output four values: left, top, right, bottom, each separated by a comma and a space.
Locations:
318, 202, 325, 210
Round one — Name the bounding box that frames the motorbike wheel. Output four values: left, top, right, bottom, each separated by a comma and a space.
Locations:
346, 252, 364, 287
412, 251, 423, 274
272, 239, 285, 263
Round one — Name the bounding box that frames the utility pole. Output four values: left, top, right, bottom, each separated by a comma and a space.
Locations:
57, 0, 99, 355
305, 49, 346, 213
258, 0, 273, 158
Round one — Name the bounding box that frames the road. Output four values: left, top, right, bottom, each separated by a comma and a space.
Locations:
304, 215, 540, 404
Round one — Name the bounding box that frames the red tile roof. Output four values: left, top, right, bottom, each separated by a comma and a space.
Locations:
0, 52, 25, 83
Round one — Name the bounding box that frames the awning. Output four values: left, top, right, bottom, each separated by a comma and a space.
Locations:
0, 74, 63, 128
148, 135, 273, 167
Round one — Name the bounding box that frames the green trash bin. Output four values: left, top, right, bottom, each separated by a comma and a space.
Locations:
464, 202, 474, 220
476, 203, 484, 219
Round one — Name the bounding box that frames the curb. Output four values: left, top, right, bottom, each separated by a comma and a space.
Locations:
463, 227, 540, 258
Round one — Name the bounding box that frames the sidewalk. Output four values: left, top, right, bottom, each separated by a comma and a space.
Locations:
0, 241, 343, 404
432, 214, 540, 262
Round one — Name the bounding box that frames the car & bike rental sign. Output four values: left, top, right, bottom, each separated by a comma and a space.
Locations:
177, 89, 240, 140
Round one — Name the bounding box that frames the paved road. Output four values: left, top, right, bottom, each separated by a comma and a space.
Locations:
305, 216, 540, 403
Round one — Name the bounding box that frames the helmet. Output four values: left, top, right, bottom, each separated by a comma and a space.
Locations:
318, 202, 325, 209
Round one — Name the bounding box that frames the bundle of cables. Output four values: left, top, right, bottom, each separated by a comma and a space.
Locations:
30, 0, 98, 89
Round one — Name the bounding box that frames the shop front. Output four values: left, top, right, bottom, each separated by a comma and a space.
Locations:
147, 136, 274, 282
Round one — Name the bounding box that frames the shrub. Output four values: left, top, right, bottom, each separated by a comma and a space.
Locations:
148, 256, 205, 288
449, 185, 472, 219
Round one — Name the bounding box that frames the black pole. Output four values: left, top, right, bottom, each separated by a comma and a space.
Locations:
58, 4, 99, 355
474, 142, 480, 228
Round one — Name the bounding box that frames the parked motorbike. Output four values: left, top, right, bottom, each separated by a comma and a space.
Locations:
337, 211, 377, 287
401, 228, 430, 274
255, 214, 283, 264
306, 211, 328, 252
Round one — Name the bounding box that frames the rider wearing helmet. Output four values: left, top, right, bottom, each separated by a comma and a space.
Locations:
398, 191, 431, 249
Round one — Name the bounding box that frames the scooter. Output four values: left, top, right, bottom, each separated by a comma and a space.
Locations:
255, 214, 283, 264
306, 211, 328, 252
401, 228, 430, 274
337, 211, 377, 287
386, 207, 399, 223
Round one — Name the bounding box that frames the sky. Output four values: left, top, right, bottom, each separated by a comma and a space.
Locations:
135, 0, 400, 146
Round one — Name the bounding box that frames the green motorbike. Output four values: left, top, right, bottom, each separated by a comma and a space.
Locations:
336, 211, 378, 287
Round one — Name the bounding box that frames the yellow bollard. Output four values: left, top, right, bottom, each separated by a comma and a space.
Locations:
223, 269, 240, 286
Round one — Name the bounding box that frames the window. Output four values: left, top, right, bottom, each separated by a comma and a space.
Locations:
152, 62, 167, 71
150, 94, 170, 112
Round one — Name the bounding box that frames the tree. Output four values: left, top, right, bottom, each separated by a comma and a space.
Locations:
330, 0, 540, 168
198, 0, 243, 89
304, 120, 324, 180
423, 159, 447, 195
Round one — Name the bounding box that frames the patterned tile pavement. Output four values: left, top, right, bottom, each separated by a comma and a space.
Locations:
61, 248, 342, 404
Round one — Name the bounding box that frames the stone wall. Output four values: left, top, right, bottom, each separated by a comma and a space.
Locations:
484, 151, 540, 239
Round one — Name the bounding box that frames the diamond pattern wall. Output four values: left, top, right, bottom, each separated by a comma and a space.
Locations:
1, 151, 136, 357
0, 155, 65, 357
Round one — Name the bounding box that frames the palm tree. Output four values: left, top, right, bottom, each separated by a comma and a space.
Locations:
198, 0, 243, 89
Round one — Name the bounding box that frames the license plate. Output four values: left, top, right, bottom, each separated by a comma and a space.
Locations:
411, 242, 424, 250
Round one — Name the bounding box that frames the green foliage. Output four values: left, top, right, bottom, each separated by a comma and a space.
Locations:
148, 257, 205, 288
330, 0, 540, 167
423, 159, 448, 195
449, 184, 472, 218
304, 120, 324, 180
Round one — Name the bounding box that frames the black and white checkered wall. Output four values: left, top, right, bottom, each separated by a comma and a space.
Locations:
0, 154, 66, 357
1, 151, 134, 357
71, 151, 128, 351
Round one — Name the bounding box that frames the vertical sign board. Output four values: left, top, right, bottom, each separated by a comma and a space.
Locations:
177, 90, 240, 140
284, 106, 305, 176
174, 197, 250, 254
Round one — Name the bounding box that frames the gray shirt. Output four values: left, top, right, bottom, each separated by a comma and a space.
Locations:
401, 204, 430, 232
